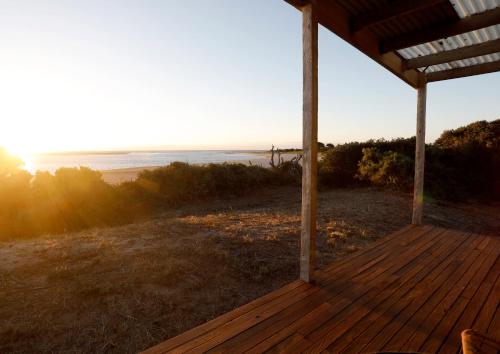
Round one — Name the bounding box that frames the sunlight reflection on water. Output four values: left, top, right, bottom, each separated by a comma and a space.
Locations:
25, 150, 267, 173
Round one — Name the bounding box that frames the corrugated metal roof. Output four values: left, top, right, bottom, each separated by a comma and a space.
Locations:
397, 0, 500, 73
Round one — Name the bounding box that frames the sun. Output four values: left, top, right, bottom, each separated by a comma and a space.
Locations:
4, 145, 36, 173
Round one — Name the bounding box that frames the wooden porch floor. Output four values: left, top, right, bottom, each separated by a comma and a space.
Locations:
144, 225, 499, 353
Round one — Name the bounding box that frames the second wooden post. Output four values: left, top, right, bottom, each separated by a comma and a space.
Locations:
300, 2, 318, 282
412, 83, 427, 225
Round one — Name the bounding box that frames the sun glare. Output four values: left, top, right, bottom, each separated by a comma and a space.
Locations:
5, 145, 35, 173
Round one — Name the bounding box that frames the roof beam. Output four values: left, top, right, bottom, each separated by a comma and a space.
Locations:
351, 0, 447, 32
426, 60, 500, 82
284, 0, 425, 88
382, 7, 500, 53
405, 38, 500, 69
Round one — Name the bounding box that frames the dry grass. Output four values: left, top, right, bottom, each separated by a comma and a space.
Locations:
0, 186, 498, 353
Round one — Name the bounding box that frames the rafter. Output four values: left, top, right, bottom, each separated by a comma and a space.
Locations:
405, 38, 500, 69
425, 60, 500, 82
351, 0, 447, 32
284, 0, 424, 88
381, 7, 500, 53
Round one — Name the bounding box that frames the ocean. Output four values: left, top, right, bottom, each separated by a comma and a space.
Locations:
25, 150, 268, 173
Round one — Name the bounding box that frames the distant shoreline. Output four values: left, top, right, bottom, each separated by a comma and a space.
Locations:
25, 150, 303, 176
35, 149, 272, 156
100, 153, 299, 184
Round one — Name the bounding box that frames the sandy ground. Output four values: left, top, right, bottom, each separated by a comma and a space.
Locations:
0, 187, 498, 353
101, 166, 160, 184
100, 153, 299, 184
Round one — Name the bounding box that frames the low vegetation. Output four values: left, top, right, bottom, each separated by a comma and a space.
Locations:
0, 119, 498, 239
320, 119, 499, 200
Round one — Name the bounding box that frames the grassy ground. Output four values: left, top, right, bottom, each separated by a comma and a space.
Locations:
0, 187, 499, 353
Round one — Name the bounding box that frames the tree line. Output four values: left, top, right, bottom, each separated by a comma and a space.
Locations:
0, 119, 497, 239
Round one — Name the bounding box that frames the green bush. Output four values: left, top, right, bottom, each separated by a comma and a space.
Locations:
274, 160, 302, 184
319, 142, 365, 187
318, 120, 499, 200
319, 138, 416, 187
132, 162, 276, 206
424, 120, 500, 200
356, 148, 413, 190
435, 119, 499, 149
31, 167, 125, 233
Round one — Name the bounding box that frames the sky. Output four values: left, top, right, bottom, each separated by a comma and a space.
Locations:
0, 0, 498, 154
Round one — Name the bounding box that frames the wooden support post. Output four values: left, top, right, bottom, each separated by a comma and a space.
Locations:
300, 2, 318, 282
412, 83, 427, 225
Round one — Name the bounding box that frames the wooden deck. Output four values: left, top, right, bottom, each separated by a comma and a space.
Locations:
144, 225, 499, 353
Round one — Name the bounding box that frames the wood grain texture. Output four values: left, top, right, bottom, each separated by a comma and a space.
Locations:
300, 2, 318, 283
426, 60, 500, 82
412, 84, 427, 225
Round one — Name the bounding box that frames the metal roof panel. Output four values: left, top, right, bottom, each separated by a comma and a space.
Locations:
397, 0, 500, 73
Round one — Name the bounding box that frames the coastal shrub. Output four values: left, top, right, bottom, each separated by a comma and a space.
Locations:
0, 165, 127, 238
0, 170, 33, 236
318, 120, 499, 200
425, 144, 500, 200
28, 167, 125, 233
428, 119, 500, 199
274, 160, 302, 183
205, 163, 274, 195
319, 142, 366, 187
135, 162, 210, 205
318, 138, 416, 187
356, 148, 413, 190
0, 158, 283, 239
132, 162, 275, 206
435, 119, 499, 149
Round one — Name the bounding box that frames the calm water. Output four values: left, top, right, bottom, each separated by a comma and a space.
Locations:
26, 150, 267, 173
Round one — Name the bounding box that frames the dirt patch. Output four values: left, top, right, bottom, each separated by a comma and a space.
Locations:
0, 187, 498, 353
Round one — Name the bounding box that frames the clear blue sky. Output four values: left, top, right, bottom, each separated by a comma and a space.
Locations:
0, 0, 498, 153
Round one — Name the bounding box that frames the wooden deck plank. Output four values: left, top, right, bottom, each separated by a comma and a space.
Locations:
438, 257, 500, 353
189, 226, 441, 353
419, 267, 497, 352
329, 230, 480, 354
325, 229, 471, 353
146, 226, 433, 354
264, 226, 449, 353
392, 235, 498, 350
142, 280, 307, 354
244, 229, 454, 354
298, 229, 466, 353
318, 224, 433, 280
361, 234, 491, 353
487, 299, 500, 339
167, 226, 437, 353
372, 234, 491, 352
471, 260, 500, 337
414, 238, 498, 354
142, 226, 498, 354
178, 284, 320, 353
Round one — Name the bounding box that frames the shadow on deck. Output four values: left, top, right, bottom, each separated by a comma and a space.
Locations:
144, 225, 499, 353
